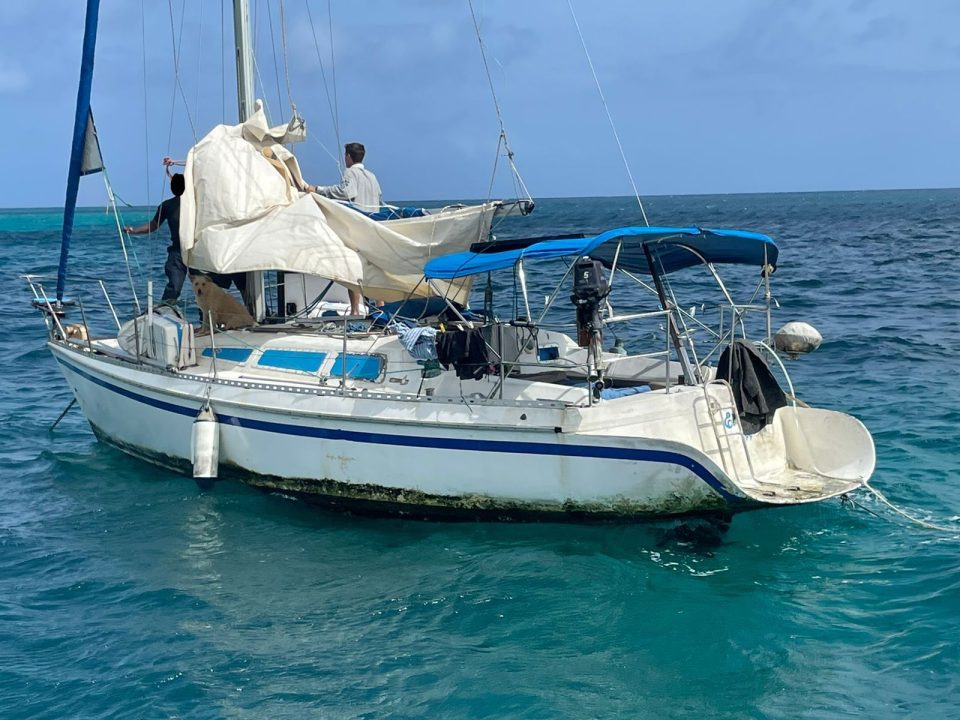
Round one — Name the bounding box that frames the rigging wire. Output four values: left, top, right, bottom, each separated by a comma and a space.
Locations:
195, 0, 204, 129
139, 0, 151, 208
305, 0, 343, 168
110, 191, 136, 209
279, 0, 296, 114
485, 133, 502, 202
466, 0, 533, 203
103, 171, 143, 314
221, 0, 226, 122
309, 134, 345, 168
566, 0, 648, 225
249, 0, 274, 122
140, 0, 164, 280
266, 1, 284, 118
166, 0, 198, 141
327, 0, 342, 153
165, 0, 181, 153
252, 56, 272, 121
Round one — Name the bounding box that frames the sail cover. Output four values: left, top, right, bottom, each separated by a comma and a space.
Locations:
180, 102, 487, 303
57, 0, 101, 302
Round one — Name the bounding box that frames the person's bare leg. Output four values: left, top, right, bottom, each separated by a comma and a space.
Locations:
348, 289, 361, 316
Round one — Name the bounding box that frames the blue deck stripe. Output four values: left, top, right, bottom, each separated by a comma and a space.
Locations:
54, 354, 741, 502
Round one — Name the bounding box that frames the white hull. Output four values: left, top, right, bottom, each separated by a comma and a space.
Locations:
50, 337, 873, 521
43, 0, 875, 525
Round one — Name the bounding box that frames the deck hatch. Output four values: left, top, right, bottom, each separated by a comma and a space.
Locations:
331, 354, 384, 381
258, 349, 327, 373
201, 347, 254, 363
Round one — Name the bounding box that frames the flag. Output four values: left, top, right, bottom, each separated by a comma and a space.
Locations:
80, 108, 103, 176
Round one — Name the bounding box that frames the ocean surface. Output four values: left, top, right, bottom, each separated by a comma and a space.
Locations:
1, 191, 958, 718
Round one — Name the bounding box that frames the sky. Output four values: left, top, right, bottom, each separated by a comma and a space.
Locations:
1, 0, 959, 208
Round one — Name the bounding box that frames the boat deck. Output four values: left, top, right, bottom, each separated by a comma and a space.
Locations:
738, 468, 863, 505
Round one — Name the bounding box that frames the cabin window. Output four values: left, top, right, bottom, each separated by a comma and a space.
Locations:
258, 349, 328, 373
330, 353, 384, 381
201, 347, 253, 363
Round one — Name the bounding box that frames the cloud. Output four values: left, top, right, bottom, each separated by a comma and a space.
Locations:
0, 57, 27, 93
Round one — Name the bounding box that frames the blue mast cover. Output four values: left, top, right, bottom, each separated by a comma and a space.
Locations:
56, 0, 102, 303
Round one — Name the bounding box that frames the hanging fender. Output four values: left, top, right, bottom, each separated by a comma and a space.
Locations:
191, 402, 220, 488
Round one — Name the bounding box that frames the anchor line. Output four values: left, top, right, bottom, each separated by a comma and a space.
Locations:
50, 398, 78, 431
861, 481, 958, 534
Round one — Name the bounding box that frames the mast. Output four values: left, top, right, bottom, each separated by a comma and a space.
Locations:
232, 0, 255, 123
232, 0, 266, 319
56, 0, 101, 304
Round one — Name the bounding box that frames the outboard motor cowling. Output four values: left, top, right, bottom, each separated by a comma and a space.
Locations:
571, 257, 608, 348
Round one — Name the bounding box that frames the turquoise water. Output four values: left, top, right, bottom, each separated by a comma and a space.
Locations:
1, 191, 958, 718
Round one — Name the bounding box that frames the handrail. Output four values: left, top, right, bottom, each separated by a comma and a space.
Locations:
702, 379, 758, 483
605, 309, 670, 324
753, 339, 797, 410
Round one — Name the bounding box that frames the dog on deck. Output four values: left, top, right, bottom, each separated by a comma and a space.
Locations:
64, 323, 88, 342
190, 274, 255, 334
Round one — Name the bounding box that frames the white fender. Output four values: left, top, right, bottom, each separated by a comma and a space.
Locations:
192, 403, 220, 479
774, 321, 822, 356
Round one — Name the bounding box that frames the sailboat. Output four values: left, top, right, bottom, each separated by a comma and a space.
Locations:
26, 0, 875, 522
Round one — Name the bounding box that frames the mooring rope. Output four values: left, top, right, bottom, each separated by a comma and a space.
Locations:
860, 481, 959, 534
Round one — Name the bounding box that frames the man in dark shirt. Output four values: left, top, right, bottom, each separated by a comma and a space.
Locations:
125, 173, 187, 302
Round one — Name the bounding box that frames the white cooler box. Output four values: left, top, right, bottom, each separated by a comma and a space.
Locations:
118, 306, 196, 369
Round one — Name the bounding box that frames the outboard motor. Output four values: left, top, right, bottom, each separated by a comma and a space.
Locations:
570, 257, 608, 348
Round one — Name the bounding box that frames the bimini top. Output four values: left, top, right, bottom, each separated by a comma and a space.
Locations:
423, 226, 778, 280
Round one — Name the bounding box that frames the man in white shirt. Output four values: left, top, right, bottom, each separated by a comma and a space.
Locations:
307, 142, 383, 211
306, 142, 384, 316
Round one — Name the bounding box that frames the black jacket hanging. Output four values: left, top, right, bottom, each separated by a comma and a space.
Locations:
716, 340, 787, 434
436, 328, 489, 381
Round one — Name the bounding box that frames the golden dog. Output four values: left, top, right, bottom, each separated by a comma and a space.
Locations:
190, 275, 255, 334
64, 323, 88, 342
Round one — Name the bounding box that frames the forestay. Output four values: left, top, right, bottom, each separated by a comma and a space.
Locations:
179, 102, 490, 303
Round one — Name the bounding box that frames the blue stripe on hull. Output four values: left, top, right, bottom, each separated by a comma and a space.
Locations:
53, 353, 742, 503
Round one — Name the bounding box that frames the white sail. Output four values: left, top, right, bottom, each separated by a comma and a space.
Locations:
316, 195, 491, 303
180, 101, 486, 304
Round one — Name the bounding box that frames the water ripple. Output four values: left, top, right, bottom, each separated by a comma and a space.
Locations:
2, 192, 959, 718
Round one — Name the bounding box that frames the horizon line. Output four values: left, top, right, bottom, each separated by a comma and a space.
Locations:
2, 185, 957, 212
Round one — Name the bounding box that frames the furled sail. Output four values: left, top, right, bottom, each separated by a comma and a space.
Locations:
180, 102, 487, 304
56, 0, 102, 303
